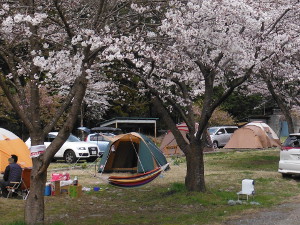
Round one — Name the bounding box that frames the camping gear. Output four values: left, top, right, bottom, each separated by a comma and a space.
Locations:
224, 122, 281, 149
160, 123, 213, 155
51, 172, 70, 182
108, 163, 169, 188
98, 132, 168, 173
44, 183, 51, 196
52, 181, 60, 196
69, 185, 82, 198
0, 128, 32, 173
73, 176, 78, 186
93, 187, 100, 191
237, 179, 255, 201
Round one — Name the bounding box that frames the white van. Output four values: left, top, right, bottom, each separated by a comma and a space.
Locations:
279, 133, 300, 178
208, 126, 238, 149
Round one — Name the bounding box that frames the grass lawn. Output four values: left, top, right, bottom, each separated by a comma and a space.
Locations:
2, 148, 300, 225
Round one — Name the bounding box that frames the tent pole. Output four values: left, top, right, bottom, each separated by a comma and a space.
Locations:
155, 121, 157, 139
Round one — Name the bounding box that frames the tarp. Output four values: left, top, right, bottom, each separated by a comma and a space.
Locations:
280, 121, 289, 137
0, 128, 32, 173
160, 123, 213, 155
224, 122, 281, 149
98, 132, 168, 173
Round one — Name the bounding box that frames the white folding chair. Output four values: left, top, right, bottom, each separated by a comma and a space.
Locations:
237, 179, 255, 201
6, 181, 22, 198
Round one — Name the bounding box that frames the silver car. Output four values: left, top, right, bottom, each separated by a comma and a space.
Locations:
85, 133, 114, 156
279, 133, 300, 178
208, 126, 238, 149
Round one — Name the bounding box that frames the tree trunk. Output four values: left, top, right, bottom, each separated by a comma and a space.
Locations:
23, 74, 88, 224
151, 97, 206, 192
284, 110, 294, 134
25, 158, 47, 225
185, 142, 206, 192
265, 79, 294, 134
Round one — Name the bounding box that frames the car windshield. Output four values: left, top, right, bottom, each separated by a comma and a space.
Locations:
67, 134, 81, 142
283, 135, 300, 147
225, 128, 237, 133
208, 128, 218, 135
90, 133, 113, 141
90, 134, 105, 142
47, 134, 80, 142
91, 127, 122, 135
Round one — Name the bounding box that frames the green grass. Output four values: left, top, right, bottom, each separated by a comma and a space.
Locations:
280, 136, 287, 143
2, 148, 300, 225
6, 222, 26, 225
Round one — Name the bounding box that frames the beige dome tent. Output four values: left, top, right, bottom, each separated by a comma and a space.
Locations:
160, 123, 213, 155
0, 128, 32, 173
224, 122, 281, 149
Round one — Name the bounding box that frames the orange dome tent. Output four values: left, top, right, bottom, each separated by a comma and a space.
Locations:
0, 128, 32, 173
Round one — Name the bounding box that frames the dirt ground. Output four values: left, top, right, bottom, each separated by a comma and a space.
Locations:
223, 195, 300, 225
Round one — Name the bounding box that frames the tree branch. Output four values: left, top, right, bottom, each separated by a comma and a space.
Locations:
53, 0, 76, 52
40, 74, 88, 173
265, 8, 291, 36
212, 65, 254, 110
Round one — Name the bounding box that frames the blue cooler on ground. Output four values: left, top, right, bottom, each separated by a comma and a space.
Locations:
44, 183, 51, 196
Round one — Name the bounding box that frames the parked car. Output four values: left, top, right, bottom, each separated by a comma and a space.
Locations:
208, 126, 238, 149
85, 133, 114, 156
278, 133, 300, 178
90, 127, 122, 135
25, 132, 100, 163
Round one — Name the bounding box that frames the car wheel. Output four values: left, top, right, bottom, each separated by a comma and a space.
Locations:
213, 141, 218, 149
282, 173, 292, 178
64, 150, 77, 163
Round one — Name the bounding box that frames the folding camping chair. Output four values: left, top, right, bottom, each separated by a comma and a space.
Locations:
237, 179, 255, 201
6, 167, 31, 200
6, 181, 22, 198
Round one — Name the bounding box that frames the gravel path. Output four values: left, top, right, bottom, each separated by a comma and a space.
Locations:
223, 196, 300, 225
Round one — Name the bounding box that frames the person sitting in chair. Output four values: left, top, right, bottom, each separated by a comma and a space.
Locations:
0, 154, 22, 197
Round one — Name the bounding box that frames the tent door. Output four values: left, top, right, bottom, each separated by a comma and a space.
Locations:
109, 141, 139, 173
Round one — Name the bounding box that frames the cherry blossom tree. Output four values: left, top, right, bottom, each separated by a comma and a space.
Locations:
249, 1, 300, 134
119, 0, 300, 191
1, 1, 299, 224
0, 0, 130, 224
258, 53, 300, 134
257, 66, 298, 134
